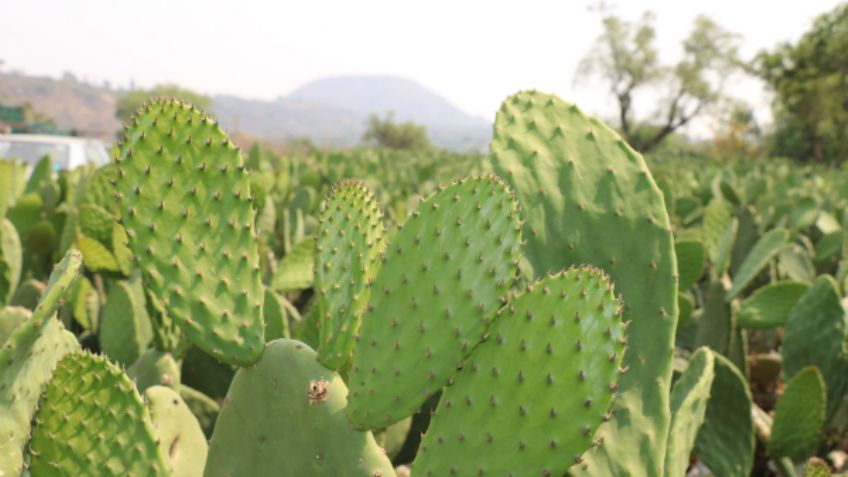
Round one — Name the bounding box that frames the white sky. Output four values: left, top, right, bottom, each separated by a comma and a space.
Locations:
1, 0, 844, 134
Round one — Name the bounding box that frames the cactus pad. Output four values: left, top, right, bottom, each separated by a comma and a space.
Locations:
205, 339, 396, 477
0, 250, 82, 475
0, 217, 22, 304
347, 176, 522, 429
315, 179, 387, 370
782, 276, 848, 420
146, 385, 208, 477
413, 267, 626, 476
128, 349, 181, 392
769, 366, 826, 461
489, 91, 677, 477
99, 279, 153, 365
664, 348, 716, 477
695, 354, 754, 477
114, 98, 264, 365
28, 352, 170, 476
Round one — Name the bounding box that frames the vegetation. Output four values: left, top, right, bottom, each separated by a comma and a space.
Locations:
1, 90, 847, 476
361, 112, 432, 151
578, 9, 744, 153
756, 2, 848, 164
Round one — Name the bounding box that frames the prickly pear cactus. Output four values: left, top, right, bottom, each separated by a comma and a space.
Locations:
489, 91, 677, 477
695, 354, 755, 477
664, 348, 716, 477
99, 278, 153, 366
146, 385, 208, 477
205, 339, 396, 477
413, 268, 626, 476
27, 352, 170, 477
769, 366, 826, 461
315, 179, 387, 370
0, 249, 81, 476
0, 218, 22, 305
128, 348, 181, 392
347, 176, 522, 429
114, 98, 265, 365
782, 276, 848, 420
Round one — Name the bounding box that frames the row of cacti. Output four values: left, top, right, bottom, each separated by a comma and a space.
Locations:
1, 89, 846, 476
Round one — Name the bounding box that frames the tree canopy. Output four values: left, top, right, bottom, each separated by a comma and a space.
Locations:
577, 9, 743, 153
756, 3, 848, 164
361, 112, 432, 151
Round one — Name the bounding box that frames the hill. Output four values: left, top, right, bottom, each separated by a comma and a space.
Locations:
0, 72, 491, 151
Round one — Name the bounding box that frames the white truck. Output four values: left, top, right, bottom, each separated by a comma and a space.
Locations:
0, 134, 111, 171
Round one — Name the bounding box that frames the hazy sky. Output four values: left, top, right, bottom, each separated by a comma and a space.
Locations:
1, 0, 844, 132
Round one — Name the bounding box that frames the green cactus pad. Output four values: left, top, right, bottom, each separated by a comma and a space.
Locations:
695, 354, 754, 477
694, 281, 732, 354
0, 218, 22, 305
664, 348, 716, 477
675, 239, 706, 291
146, 385, 208, 477
782, 276, 848, 420
736, 281, 808, 329
347, 176, 522, 429
28, 352, 170, 477
77, 234, 120, 272
0, 306, 30, 344
489, 91, 677, 477
0, 249, 82, 476
10, 278, 45, 310
128, 348, 182, 392
205, 339, 396, 477
0, 159, 26, 219
413, 268, 625, 476
770, 367, 826, 461
99, 279, 153, 365
727, 228, 789, 300
263, 288, 290, 341
376, 417, 412, 460
79, 203, 115, 241
114, 97, 264, 365
315, 179, 387, 370
63, 274, 99, 331
270, 236, 315, 291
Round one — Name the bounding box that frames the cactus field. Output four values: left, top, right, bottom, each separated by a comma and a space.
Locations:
2, 91, 848, 477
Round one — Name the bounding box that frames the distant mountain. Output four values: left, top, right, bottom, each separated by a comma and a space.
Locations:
0, 72, 491, 151
219, 76, 491, 151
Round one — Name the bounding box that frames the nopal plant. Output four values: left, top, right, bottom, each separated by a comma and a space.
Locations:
0, 92, 694, 476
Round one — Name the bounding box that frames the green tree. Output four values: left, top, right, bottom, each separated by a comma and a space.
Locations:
116, 84, 212, 122
577, 10, 743, 152
756, 3, 848, 164
361, 112, 432, 151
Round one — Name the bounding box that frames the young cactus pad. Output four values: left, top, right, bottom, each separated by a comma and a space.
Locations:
413, 267, 626, 476
145, 385, 209, 477
204, 339, 396, 477
346, 176, 523, 429
27, 352, 170, 477
114, 98, 265, 366
489, 91, 677, 477
315, 179, 387, 370
0, 249, 81, 476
